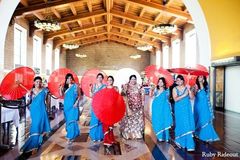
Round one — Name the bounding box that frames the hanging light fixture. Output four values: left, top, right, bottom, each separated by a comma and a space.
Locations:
136, 44, 153, 51
75, 54, 87, 58
130, 54, 141, 59
152, 24, 177, 35
34, 1, 61, 31
63, 43, 79, 50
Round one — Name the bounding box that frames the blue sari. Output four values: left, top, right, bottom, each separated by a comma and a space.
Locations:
64, 83, 80, 140
194, 87, 219, 142
152, 89, 173, 141
89, 83, 106, 141
21, 88, 51, 153
174, 87, 195, 151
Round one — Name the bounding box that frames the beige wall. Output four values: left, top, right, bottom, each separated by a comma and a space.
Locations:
2, 18, 64, 78
66, 42, 150, 76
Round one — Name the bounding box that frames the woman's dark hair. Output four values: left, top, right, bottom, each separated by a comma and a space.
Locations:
107, 75, 114, 82
169, 82, 178, 105
176, 75, 185, 82
63, 73, 74, 92
34, 76, 42, 82
96, 73, 104, 79
156, 77, 167, 90
33, 76, 43, 88
129, 75, 137, 82
196, 76, 208, 92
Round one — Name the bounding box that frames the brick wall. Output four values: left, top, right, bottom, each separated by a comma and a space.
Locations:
66, 41, 150, 76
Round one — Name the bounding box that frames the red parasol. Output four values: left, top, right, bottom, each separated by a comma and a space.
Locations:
168, 67, 209, 76
183, 75, 197, 87
81, 69, 107, 97
92, 88, 126, 125
0, 67, 35, 100
145, 65, 174, 87
48, 68, 79, 98
195, 64, 208, 73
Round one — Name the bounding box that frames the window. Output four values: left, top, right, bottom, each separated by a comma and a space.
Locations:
45, 43, 52, 74
156, 50, 161, 68
54, 48, 60, 70
185, 29, 197, 67
33, 35, 42, 70
172, 39, 180, 68
162, 45, 169, 69
14, 23, 27, 67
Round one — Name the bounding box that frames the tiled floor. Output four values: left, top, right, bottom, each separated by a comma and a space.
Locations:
1, 97, 240, 160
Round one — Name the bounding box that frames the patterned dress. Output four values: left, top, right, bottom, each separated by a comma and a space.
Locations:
152, 89, 173, 141
21, 88, 51, 153
120, 83, 144, 139
194, 87, 219, 141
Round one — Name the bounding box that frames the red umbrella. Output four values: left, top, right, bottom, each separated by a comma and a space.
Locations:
48, 68, 79, 98
81, 69, 107, 97
195, 64, 208, 73
168, 67, 209, 76
183, 75, 197, 87
92, 88, 126, 125
0, 67, 35, 100
145, 65, 174, 87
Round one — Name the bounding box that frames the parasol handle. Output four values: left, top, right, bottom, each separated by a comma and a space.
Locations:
19, 83, 29, 92
187, 73, 190, 86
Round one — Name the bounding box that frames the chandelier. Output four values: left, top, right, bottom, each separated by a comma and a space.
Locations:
152, 24, 177, 34
34, 1, 61, 31
34, 19, 61, 31
75, 54, 87, 58
63, 43, 79, 50
130, 54, 141, 59
136, 45, 152, 51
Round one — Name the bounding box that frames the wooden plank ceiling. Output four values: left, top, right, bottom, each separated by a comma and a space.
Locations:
14, 0, 192, 50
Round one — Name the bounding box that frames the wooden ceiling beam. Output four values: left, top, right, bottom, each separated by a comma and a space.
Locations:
71, 33, 76, 37
110, 31, 158, 47
33, 12, 44, 20
139, 8, 145, 17
169, 17, 178, 24
110, 21, 169, 42
14, 0, 87, 17
119, 0, 192, 22
51, 8, 61, 18
122, 19, 126, 24
91, 17, 96, 25
87, 0, 93, 12
45, 23, 107, 40
111, 9, 156, 26
63, 24, 71, 31
54, 31, 108, 48
78, 37, 108, 46
59, 10, 106, 25
124, 3, 130, 13
20, 0, 28, 7
77, 20, 82, 27
69, 4, 77, 16
106, 0, 112, 33
122, 2, 130, 25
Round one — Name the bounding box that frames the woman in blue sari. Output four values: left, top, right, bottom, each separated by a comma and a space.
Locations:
172, 75, 195, 151
89, 73, 106, 141
21, 76, 51, 154
194, 75, 219, 142
151, 77, 173, 142
60, 73, 80, 145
